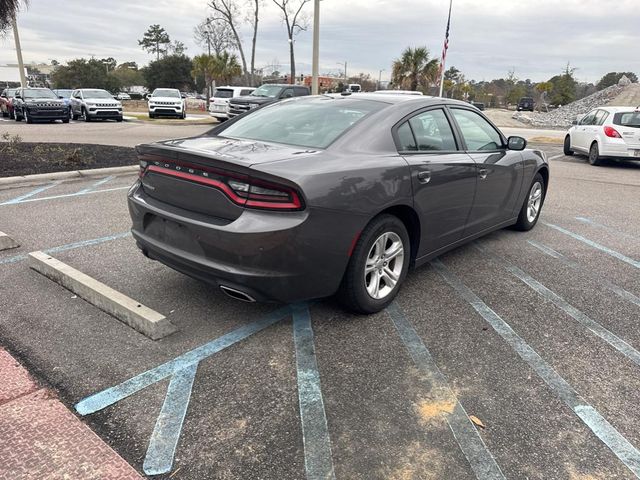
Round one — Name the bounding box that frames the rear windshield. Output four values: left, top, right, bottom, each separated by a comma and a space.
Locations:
519, 98, 533, 102
613, 111, 640, 128
220, 97, 385, 149
214, 89, 234, 98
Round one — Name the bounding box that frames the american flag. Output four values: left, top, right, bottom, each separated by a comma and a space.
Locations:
437, 0, 453, 89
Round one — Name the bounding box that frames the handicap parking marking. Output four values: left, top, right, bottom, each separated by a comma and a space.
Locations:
528, 240, 640, 309
0, 184, 130, 206
431, 258, 640, 478
543, 222, 640, 270
387, 302, 506, 480
474, 242, 640, 369
0, 180, 62, 205
76, 175, 116, 195
76, 303, 335, 479
0, 232, 131, 266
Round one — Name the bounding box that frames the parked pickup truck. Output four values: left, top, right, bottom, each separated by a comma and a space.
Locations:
228, 84, 310, 118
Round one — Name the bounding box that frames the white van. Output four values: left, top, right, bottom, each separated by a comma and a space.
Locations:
209, 86, 256, 121
345, 83, 362, 93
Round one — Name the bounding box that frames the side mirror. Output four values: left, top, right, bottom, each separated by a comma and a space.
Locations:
58, 96, 64, 99
507, 136, 527, 151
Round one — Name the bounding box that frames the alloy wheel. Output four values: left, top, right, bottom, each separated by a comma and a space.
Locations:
364, 232, 404, 300
526, 181, 543, 223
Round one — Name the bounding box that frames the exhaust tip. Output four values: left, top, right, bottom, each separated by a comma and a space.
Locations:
220, 285, 256, 303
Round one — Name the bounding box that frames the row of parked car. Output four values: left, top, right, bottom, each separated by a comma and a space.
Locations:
0, 87, 124, 123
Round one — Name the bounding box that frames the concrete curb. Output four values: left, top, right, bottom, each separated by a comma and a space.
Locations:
0, 165, 138, 189
28, 251, 177, 340
0, 231, 20, 251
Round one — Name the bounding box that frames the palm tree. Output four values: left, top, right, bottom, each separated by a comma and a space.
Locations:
192, 52, 242, 106
391, 47, 439, 92
192, 54, 217, 106
1, 0, 26, 33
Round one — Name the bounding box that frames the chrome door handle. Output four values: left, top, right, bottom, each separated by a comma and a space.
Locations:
417, 170, 431, 184
479, 168, 488, 179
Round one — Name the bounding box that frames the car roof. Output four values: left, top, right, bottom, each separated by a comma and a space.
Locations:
323, 92, 470, 107
597, 106, 639, 113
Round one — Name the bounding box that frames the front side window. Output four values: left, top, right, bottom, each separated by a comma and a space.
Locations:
221, 97, 385, 149
281, 89, 294, 98
579, 111, 597, 125
451, 108, 503, 151
240, 89, 254, 96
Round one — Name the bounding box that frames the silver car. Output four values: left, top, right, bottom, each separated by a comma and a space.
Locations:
69, 89, 123, 122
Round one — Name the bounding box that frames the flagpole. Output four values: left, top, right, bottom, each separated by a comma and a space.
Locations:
438, 0, 453, 98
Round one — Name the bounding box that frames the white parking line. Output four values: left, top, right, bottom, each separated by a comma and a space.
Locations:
547, 154, 565, 161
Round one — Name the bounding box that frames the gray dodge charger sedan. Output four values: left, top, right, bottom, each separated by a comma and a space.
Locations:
128, 94, 548, 313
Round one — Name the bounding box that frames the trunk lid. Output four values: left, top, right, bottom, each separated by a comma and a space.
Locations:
613, 110, 640, 148
137, 137, 307, 219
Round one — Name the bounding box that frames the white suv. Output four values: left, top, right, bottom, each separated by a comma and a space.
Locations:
148, 88, 186, 119
564, 106, 640, 165
209, 86, 255, 121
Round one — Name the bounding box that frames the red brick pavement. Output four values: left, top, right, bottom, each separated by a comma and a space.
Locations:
0, 348, 143, 480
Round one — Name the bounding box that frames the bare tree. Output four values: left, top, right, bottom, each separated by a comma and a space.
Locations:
208, 0, 249, 84
271, 0, 309, 83
194, 17, 236, 56
247, 0, 260, 86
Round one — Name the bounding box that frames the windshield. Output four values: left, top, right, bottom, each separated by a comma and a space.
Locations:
214, 89, 234, 99
221, 97, 385, 149
82, 89, 113, 99
6, 89, 17, 97
614, 111, 640, 128
152, 89, 180, 98
250, 85, 284, 98
23, 89, 58, 100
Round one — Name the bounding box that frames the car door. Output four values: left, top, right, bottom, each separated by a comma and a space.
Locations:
396, 107, 477, 256
449, 107, 524, 235
573, 110, 598, 150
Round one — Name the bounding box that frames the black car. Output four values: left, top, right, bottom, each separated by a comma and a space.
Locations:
517, 97, 535, 112
228, 84, 310, 118
13, 87, 69, 124
129, 94, 548, 313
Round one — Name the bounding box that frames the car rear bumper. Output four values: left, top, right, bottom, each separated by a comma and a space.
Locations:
600, 141, 640, 158
127, 182, 356, 303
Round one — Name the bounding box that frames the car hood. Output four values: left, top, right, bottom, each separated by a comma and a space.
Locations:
138, 135, 319, 168
231, 96, 275, 105
149, 96, 182, 102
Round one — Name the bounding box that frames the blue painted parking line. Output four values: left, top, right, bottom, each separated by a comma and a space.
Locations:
0, 185, 130, 206
543, 222, 640, 269
76, 304, 333, 478
575, 217, 637, 241
77, 175, 115, 194
528, 240, 640, 309
0, 232, 131, 266
431, 259, 640, 477
474, 243, 640, 369
387, 302, 506, 480
0, 181, 61, 205
292, 304, 335, 480
143, 362, 199, 476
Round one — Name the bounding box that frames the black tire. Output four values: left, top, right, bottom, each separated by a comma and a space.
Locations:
338, 214, 411, 314
25, 109, 33, 124
14, 109, 22, 121
116, 116, 123, 122
563, 135, 574, 156
1, 110, 7, 118
70, 109, 77, 121
513, 173, 545, 231
62, 117, 69, 124
9, 109, 15, 120
82, 108, 91, 122
588, 142, 602, 166
149, 113, 154, 119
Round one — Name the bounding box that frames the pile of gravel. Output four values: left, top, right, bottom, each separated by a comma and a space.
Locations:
512, 84, 625, 128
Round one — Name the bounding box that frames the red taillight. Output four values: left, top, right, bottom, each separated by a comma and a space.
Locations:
604, 126, 622, 138
140, 160, 303, 211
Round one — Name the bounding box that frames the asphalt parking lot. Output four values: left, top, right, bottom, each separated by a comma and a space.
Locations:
1, 144, 639, 479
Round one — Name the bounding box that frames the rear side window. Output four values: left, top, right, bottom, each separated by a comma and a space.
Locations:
214, 89, 233, 98
397, 122, 417, 151
614, 111, 640, 128
407, 109, 457, 151
594, 110, 608, 125
240, 89, 253, 96
451, 108, 503, 151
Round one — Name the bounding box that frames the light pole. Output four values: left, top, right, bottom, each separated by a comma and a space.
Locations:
337, 61, 347, 83
378, 69, 385, 90
12, 17, 27, 88
311, 0, 320, 95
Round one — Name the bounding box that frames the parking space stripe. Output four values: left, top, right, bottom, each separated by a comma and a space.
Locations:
0, 185, 130, 206
474, 243, 640, 368
387, 302, 506, 480
547, 154, 564, 161
0, 232, 131, 266
543, 222, 640, 269
575, 217, 637, 241
431, 259, 640, 477
0, 181, 61, 205
528, 240, 640, 309
77, 175, 115, 195
75, 305, 293, 416
292, 304, 335, 480
143, 363, 198, 476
